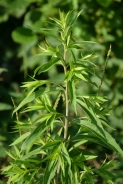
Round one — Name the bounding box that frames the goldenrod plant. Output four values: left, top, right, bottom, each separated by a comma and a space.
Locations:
2, 10, 123, 184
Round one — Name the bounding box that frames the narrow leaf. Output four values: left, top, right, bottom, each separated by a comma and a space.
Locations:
44, 159, 58, 184
10, 132, 31, 146
21, 121, 50, 153
75, 119, 123, 158
34, 57, 60, 76
68, 80, 77, 114
13, 86, 62, 114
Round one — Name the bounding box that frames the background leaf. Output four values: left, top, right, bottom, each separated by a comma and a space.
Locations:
12, 27, 37, 44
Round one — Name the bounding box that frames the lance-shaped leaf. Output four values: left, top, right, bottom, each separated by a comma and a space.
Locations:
13, 86, 62, 114
77, 98, 105, 131
21, 120, 51, 153
10, 132, 31, 146
61, 143, 71, 166
68, 80, 77, 114
75, 119, 123, 158
21, 80, 51, 89
21, 140, 62, 160
44, 159, 58, 184
34, 57, 61, 76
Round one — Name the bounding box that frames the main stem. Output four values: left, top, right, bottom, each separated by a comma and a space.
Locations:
63, 46, 69, 139
55, 45, 69, 184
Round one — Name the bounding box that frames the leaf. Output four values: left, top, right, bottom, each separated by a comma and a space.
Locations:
21, 140, 61, 160
34, 57, 61, 75
13, 86, 62, 114
21, 80, 51, 88
97, 0, 112, 7
14, 146, 21, 158
13, 92, 35, 114
69, 140, 88, 152
72, 163, 79, 184
10, 132, 31, 146
6, 151, 16, 160
33, 113, 51, 124
21, 147, 46, 160
75, 119, 123, 158
82, 53, 99, 60
59, 155, 65, 176
12, 27, 37, 44
69, 41, 98, 49
0, 67, 8, 73
61, 143, 71, 166
69, 9, 83, 26
21, 104, 45, 113
41, 144, 61, 162
96, 169, 114, 183
72, 132, 107, 148
70, 148, 97, 162
68, 80, 77, 114
64, 70, 73, 81
77, 98, 106, 132
44, 159, 58, 184
0, 103, 13, 111
41, 140, 62, 150
21, 120, 50, 153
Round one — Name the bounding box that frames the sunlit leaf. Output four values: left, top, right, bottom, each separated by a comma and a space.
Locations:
10, 132, 31, 146
13, 86, 62, 114
21, 121, 50, 152
34, 57, 61, 75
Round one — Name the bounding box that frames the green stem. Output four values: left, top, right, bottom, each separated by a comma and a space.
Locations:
63, 47, 69, 139
98, 44, 111, 94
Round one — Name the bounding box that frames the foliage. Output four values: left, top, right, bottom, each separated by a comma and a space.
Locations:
1, 0, 123, 183
2, 10, 123, 184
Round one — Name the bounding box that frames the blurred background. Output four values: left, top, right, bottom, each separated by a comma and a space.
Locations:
0, 0, 123, 183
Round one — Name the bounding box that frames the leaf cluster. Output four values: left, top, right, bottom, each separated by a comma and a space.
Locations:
2, 10, 123, 184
